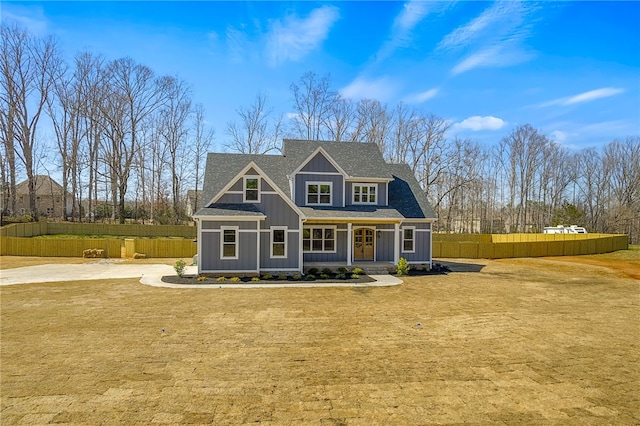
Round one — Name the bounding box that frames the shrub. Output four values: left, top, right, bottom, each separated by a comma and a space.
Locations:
278, 274, 288, 280
320, 273, 330, 279
321, 267, 333, 275
196, 275, 208, 282
352, 267, 364, 275
351, 273, 360, 279
174, 259, 187, 278
251, 276, 260, 282
336, 273, 346, 280
230, 276, 241, 282
307, 267, 319, 275
262, 274, 273, 280
337, 267, 348, 274
305, 274, 316, 281
216, 276, 227, 282
292, 274, 303, 281
396, 257, 410, 275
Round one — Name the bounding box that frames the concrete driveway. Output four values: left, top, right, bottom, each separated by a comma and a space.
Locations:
0, 261, 178, 286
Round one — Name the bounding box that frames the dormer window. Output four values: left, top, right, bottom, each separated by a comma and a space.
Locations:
353, 184, 377, 204
306, 182, 332, 205
243, 177, 260, 202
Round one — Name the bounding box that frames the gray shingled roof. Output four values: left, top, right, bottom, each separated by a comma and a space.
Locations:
200, 153, 289, 207
195, 203, 266, 218
197, 140, 436, 221
387, 163, 437, 219
283, 139, 393, 179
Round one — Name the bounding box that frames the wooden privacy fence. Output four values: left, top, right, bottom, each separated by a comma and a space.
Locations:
1, 237, 123, 258
0, 222, 629, 259
0, 222, 196, 238
0, 236, 197, 258
432, 233, 629, 259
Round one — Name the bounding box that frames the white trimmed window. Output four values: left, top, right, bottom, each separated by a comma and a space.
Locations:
302, 227, 336, 252
353, 183, 377, 204
402, 227, 415, 253
306, 182, 332, 205
220, 226, 238, 259
243, 177, 260, 202
270, 226, 287, 258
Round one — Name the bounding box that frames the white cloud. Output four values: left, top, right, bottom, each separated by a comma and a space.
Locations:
403, 88, 439, 104
454, 116, 506, 131
565, 88, 625, 105
540, 87, 625, 107
340, 76, 399, 102
266, 6, 339, 67
1, 5, 49, 36
376, 0, 453, 62
439, 0, 539, 75
452, 44, 535, 75
438, 1, 525, 52
550, 130, 568, 143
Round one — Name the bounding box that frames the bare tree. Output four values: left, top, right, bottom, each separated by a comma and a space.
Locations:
157, 76, 192, 222
191, 103, 213, 213
226, 93, 282, 154
290, 71, 336, 140
325, 95, 355, 142
96, 57, 167, 223
0, 22, 62, 219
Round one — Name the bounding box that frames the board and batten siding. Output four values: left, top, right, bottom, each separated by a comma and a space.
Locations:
294, 174, 344, 207
260, 231, 300, 270
200, 224, 259, 272
345, 182, 388, 207
400, 222, 432, 263
259, 194, 300, 230
375, 229, 395, 262
302, 227, 348, 262
300, 152, 339, 173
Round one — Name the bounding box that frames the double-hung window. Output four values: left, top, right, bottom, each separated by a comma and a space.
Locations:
302, 227, 335, 252
306, 182, 332, 205
402, 227, 415, 253
353, 184, 377, 204
271, 227, 287, 258
221, 227, 238, 259
243, 177, 260, 202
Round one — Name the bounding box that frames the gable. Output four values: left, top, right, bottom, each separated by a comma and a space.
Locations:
300, 152, 339, 173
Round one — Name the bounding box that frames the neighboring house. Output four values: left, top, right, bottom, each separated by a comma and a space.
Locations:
15, 175, 72, 218
193, 139, 437, 275
185, 190, 203, 218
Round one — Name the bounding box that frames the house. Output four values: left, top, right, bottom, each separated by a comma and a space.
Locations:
185, 190, 203, 218
193, 139, 437, 275
14, 175, 72, 218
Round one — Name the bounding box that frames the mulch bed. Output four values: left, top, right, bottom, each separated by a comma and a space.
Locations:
162, 274, 376, 285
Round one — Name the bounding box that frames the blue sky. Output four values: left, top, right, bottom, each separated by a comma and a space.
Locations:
3, 1, 639, 151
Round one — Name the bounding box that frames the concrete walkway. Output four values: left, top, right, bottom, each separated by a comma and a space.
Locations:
0, 262, 402, 288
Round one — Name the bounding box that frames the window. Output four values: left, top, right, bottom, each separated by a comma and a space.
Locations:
244, 177, 260, 202
220, 227, 238, 259
402, 227, 415, 252
303, 227, 335, 252
353, 184, 377, 204
306, 182, 332, 205
46, 207, 54, 215
271, 227, 287, 258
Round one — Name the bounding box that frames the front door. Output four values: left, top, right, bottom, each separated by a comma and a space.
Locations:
353, 228, 374, 260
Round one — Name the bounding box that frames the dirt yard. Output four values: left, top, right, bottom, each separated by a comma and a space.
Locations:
1, 251, 638, 425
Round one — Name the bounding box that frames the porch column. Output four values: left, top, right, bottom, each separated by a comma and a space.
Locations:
393, 223, 400, 264
347, 222, 352, 266
256, 219, 261, 273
